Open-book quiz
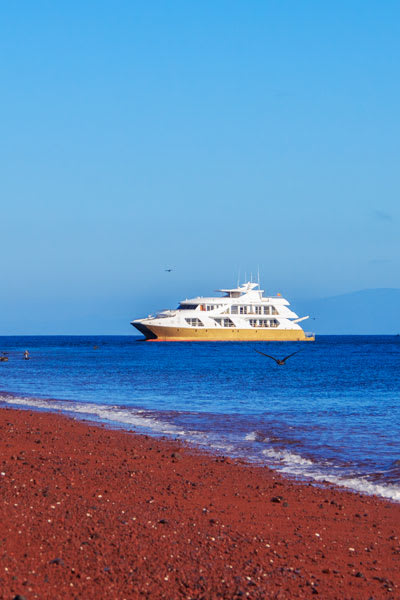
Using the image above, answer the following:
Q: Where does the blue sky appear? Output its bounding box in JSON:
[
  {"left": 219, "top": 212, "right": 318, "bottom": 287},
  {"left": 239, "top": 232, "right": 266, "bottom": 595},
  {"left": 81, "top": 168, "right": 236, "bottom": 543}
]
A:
[{"left": 1, "top": 1, "right": 399, "bottom": 333}]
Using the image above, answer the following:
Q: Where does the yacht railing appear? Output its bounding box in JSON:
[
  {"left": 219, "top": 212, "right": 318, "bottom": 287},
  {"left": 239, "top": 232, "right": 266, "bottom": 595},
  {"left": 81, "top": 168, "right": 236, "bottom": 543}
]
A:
[{"left": 155, "top": 310, "right": 176, "bottom": 318}]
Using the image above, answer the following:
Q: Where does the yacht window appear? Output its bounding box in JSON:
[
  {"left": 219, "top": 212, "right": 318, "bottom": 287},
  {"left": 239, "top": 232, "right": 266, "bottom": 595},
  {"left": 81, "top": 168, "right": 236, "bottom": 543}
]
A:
[
  {"left": 263, "top": 306, "right": 271, "bottom": 315},
  {"left": 185, "top": 318, "right": 204, "bottom": 327},
  {"left": 271, "top": 306, "right": 278, "bottom": 315},
  {"left": 178, "top": 304, "right": 198, "bottom": 310},
  {"left": 255, "top": 306, "right": 262, "bottom": 315},
  {"left": 239, "top": 306, "right": 247, "bottom": 314},
  {"left": 231, "top": 305, "right": 238, "bottom": 314},
  {"left": 213, "top": 318, "right": 234, "bottom": 327},
  {"left": 247, "top": 318, "right": 279, "bottom": 328},
  {"left": 254, "top": 319, "right": 267, "bottom": 328}
]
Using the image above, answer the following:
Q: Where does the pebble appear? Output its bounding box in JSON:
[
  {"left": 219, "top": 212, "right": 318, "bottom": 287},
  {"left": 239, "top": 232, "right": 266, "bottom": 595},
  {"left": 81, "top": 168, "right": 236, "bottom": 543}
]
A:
[
  {"left": 49, "top": 557, "right": 65, "bottom": 566},
  {"left": 1, "top": 408, "right": 399, "bottom": 600}
]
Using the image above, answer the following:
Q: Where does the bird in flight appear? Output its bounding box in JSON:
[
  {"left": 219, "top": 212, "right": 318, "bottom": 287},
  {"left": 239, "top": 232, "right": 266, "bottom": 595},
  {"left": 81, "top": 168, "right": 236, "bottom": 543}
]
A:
[
  {"left": 165, "top": 268, "right": 174, "bottom": 272},
  {"left": 254, "top": 349, "right": 300, "bottom": 365}
]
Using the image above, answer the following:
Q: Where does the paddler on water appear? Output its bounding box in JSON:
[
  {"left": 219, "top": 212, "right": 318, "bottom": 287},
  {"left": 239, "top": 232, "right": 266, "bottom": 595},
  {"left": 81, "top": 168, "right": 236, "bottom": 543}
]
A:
[{"left": 23, "top": 350, "right": 30, "bottom": 360}]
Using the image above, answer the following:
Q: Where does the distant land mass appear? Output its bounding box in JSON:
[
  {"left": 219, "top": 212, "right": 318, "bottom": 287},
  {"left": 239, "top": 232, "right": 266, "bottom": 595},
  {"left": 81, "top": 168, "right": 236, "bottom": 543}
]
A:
[{"left": 296, "top": 288, "right": 400, "bottom": 335}]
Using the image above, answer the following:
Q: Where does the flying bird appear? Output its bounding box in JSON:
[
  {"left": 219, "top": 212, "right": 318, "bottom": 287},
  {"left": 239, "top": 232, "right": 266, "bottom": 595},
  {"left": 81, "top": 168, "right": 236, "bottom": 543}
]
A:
[
  {"left": 254, "top": 349, "right": 300, "bottom": 365},
  {"left": 165, "top": 268, "right": 174, "bottom": 272}
]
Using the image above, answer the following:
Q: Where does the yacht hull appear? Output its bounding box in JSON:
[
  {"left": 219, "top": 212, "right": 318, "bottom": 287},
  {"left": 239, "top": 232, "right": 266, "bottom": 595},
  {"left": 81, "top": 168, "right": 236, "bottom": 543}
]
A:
[{"left": 132, "top": 323, "right": 314, "bottom": 342}]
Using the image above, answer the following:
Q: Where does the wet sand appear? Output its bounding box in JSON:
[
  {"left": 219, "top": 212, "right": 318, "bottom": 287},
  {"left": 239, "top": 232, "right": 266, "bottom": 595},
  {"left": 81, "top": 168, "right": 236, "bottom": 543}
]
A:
[{"left": 0, "top": 408, "right": 399, "bottom": 599}]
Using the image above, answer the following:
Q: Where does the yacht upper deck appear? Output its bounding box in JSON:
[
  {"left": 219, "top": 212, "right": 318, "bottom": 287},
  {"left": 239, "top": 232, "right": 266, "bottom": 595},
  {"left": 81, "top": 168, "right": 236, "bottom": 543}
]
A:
[{"left": 180, "top": 282, "right": 290, "bottom": 307}]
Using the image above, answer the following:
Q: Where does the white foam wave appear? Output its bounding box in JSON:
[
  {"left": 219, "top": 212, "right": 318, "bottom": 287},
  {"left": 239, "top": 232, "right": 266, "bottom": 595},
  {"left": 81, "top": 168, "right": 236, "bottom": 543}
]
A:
[
  {"left": 260, "top": 445, "right": 400, "bottom": 501},
  {"left": 207, "top": 442, "right": 235, "bottom": 453},
  {"left": 244, "top": 431, "right": 269, "bottom": 443},
  {"left": 262, "top": 447, "right": 314, "bottom": 466},
  {"left": 0, "top": 395, "right": 186, "bottom": 436},
  {"left": 279, "top": 464, "right": 400, "bottom": 502}
]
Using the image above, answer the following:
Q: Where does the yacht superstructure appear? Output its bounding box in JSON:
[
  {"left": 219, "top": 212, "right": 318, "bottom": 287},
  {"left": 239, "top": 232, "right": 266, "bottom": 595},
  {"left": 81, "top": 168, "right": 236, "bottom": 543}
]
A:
[{"left": 131, "top": 282, "right": 315, "bottom": 341}]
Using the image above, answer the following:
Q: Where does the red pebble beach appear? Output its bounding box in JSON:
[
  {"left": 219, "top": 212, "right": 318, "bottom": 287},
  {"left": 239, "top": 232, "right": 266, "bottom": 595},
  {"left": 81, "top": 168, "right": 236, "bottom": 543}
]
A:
[{"left": 0, "top": 408, "right": 399, "bottom": 599}]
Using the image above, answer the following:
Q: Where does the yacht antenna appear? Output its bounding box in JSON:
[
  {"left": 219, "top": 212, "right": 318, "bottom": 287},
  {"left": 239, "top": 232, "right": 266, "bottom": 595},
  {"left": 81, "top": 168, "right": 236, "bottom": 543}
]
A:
[{"left": 257, "top": 266, "right": 260, "bottom": 288}]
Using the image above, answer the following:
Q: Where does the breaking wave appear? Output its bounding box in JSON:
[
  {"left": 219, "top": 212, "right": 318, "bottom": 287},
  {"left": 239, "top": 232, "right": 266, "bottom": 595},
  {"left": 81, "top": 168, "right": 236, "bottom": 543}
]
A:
[
  {"left": 261, "top": 444, "right": 400, "bottom": 502},
  {"left": 262, "top": 447, "right": 314, "bottom": 466},
  {"left": 0, "top": 394, "right": 186, "bottom": 437}
]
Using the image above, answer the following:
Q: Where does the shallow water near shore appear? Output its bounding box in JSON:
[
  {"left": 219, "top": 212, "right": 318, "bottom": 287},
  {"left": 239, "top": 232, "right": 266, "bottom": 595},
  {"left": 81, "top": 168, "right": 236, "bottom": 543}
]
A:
[{"left": 1, "top": 335, "right": 399, "bottom": 500}]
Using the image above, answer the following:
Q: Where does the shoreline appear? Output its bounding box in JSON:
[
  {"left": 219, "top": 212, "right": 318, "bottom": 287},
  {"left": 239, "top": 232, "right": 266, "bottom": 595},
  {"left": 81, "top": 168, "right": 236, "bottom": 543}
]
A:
[
  {"left": 0, "top": 408, "right": 399, "bottom": 599},
  {"left": 1, "top": 393, "right": 399, "bottom": 503}
]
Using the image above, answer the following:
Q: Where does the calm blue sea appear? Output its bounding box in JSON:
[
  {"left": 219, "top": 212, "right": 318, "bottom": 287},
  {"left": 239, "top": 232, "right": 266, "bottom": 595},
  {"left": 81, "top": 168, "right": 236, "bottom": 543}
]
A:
[{"left": 1, "top": 335, "right": 399, "bottom": 500}]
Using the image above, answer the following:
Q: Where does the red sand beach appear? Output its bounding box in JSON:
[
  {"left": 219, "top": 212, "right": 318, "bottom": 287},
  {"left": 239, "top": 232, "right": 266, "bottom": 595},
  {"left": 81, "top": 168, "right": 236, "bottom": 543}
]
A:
[{"left": 0, "top": 408, "right": 399, "bottom": 599}]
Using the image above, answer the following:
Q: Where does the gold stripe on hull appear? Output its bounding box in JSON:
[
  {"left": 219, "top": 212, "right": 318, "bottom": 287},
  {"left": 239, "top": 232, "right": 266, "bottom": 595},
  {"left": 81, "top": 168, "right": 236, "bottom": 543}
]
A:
[{"left": 135, "top": 324, "right": 314, "bottom": 342}]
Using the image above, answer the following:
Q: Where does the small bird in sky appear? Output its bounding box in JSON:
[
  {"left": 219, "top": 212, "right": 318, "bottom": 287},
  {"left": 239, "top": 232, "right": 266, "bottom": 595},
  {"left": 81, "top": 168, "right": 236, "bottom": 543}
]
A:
[
  {"left": 254, "top": 349, "right": 300, "bottom": 365},
  {"left": 165, "top": 268, "right": 174, "bottom": 272}
]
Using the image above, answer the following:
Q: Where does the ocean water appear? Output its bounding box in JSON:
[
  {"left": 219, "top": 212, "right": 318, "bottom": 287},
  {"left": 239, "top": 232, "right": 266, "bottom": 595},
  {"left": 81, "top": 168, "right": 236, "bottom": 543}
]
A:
[{"left": 0, "top": 335, "right": 399, "bottom": 501}]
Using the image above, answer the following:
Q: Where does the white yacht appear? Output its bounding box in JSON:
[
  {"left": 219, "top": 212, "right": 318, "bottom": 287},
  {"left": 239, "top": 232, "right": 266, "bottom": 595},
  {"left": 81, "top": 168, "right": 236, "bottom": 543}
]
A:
[{"left": 131, "top": 282, "right": 314, "bottom": 341}]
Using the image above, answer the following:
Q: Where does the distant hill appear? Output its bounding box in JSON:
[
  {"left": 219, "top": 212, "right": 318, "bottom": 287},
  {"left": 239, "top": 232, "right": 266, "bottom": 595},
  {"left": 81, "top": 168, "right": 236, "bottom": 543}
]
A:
[{"left": 295, "top": 288, "right": 400, "bottom": 335}]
